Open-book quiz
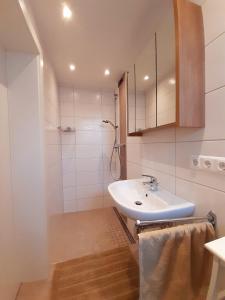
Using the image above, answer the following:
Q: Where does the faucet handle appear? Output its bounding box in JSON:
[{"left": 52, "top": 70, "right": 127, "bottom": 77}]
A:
[
  {"left": 142, "top": 174, "right": 159, "bottom": 191},
  {"left": 142, "top": 174, "right": 156, "bottom": 182}
]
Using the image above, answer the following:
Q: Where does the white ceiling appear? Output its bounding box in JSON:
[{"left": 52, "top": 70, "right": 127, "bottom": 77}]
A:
[
  {"left": 29, "top": 0, "right": 172, "bottom": 90},
  {"left": 0, "top": 0, "right": 38, "bottom": 53},
  {"left": 28, "top": 0, "right": 204, "bottom": 90}
]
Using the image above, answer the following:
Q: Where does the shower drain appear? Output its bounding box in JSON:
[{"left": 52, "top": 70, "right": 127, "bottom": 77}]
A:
[{"left": 135, "top": 201, "right": 143, "bottom": 206}]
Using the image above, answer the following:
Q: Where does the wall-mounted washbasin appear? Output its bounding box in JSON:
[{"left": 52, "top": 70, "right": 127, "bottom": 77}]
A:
[{"left": 108, "top": 179, "right": 195, "bottom": 221}]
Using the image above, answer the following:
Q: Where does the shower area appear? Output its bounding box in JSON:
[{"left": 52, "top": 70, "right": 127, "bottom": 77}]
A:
[
  {"left": 59, "top": 88, "right": 121, "bottom": 213},
  {"left": 102, "top": 93, "right": 123, "bottom": 181}
]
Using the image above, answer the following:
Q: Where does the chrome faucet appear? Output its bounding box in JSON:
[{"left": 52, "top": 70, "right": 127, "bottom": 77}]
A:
[{"left": 142, "top": 174, "right": 159, "bottom": 191}]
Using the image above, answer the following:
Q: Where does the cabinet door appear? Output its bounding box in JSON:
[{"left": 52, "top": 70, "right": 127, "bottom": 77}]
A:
[
  {"left": 156, "top": 0, "right": 176, "bottom": 127},
  {"left": 127, "top": 65, "right": 136, "bottom": 134},
  {"left": 135, "top": 35, "right": 157, "bottom": 131}
]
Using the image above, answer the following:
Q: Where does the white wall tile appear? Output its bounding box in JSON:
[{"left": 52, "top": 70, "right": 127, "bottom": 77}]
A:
[
  {"left": 62, "top": 158, "right": 75, "bottom": 173},
  {"left": 64, "top": 200, "right": 77, "bottom": 213},
  {"left": 127, "top": 162, "right": 142, "bottom": 179},
  {"left": 142, "top": 127, "right": 175, "bottom": 143},
  {"left": 76, "top": 145, "right": 102, "bottom": 159},
  {"left": 75, "top": 117, "right": 101, "bottom": 131},
  {"left": 102, "top": 131, "right": 115, "bottom": 145},
  {"left": 103, "top": 169, "right": 116, "bottom": 184},
  {"left": 102, "top": 105, "right": 115, "bottom": 119},
  {"left": 60, "top": 102, "right": 75, "bottom": 117},
  {"left": 75, "top": 158, "right": 103, "bottom": 172},
  {"left": 63, "top": 172, "right": 75, "bottom": 188},
  {"left": 176, "top": 140, "right": 225, "bottom": 192},
  {"left": 60, "top": 117, "right": 75, "bottom": 128},
  {"left": 77, "top": 197, "right": 103, "bottom": 211},
  {"left": 203, "top": 0, "right": 225, "bottom": 45},
  {"left": 76, "top": 170, "right": 103, "bottom": 186},
  {"left": 127, "top": 143, "right": 141, "bottom": 164},
  {"left": 176, "top": 178, "right": 225, "bottom": 236},
  {"left": 101, "top": 92, "right": 115, "bottom": 105},
  {"left": 63, "top": 187, "right": 76, "bottom": 202},
  {"left": 176, "top": 86, "right": 225, "bottom": 141},
  {"left": 75, "top": 103, "right": 102, "bottom": 118},
  {"left": 206, "top": 33, "right": 225, "bottom": 92},
  {"left": 102, "top": 144, "right": 114, "bottom": 159},
  {"left": 59, "top": 88, "right": 117, "bottom": 212},
  {"left": 76, "top": 130, "right": 102, "bottom": 145},
  {"left": 59, "top": 87, "right": 74, "bottom": 102},
  {"left": 76, "top": 184, "right": 103, "bottom": 199},
  {"left": 62, "top": 145, "right": 75, "bottom": 159},
  {"left": 75, "top": 90, "right": 101, "bottom": 105},
  {"left": 103, "top": 157, "right": 117, "bottom": 171},
  {"left": 142, "top": 143, "right": 175, "bottom": 175},
  {"left": 127, "top": 136, "right": 142, "bottom": 144},
  {"left": 61, "top": 133, "right": 76, "bottom": 145}
]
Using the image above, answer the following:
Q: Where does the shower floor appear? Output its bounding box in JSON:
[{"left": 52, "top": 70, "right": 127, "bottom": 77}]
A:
[{"left": 16, "top": 207, "right": 137, "bottom": 300}]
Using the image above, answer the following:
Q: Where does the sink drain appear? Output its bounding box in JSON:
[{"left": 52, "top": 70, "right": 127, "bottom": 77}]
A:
[{"left": 135, "top": 201, "right": 143, "bottom": 206}]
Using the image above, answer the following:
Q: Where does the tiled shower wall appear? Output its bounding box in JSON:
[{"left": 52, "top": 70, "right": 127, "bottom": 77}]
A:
[
  {"left": 127, "top": 0, "right": 225, "bottom": 237},
  {"left": 59, "top": 87, "right": 115, "bottom": 212},
  {"left": 43, "top": 61, "right": 64, "bottom": 216}
]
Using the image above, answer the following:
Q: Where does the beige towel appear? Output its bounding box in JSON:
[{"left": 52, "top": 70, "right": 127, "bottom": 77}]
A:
[{"left": 139, "top": 222, "right": 215, "bottom": 300}]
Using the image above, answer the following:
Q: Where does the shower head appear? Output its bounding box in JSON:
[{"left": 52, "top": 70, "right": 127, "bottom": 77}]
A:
[{"left": 102, "top": 120, "right": 118, "bottom": 129}]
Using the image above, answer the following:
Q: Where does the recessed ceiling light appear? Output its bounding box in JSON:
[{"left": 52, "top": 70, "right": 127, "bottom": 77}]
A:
[
  {"left": 169, "top": 78, "right": 176, "bottom": 85},
  {"left": 69, "top": 64, "right": 76, "bottom": 71},
  {"left": 104, "top": 69, "right": 110, "bottom": 76},
  {"left": 144, "top": 75, "right": 149, "bottom": 81},
  {"left": 63, "top": 4, "right": 72, "bottom": 19}
]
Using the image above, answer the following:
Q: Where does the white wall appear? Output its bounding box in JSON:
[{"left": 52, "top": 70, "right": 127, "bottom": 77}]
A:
[
  {"left": 59, "top": 87, "right": 116, "bottom": 212},
  {"left": 127, "top": 0, "right": 225, "bottom": 290},
  {"left": 19, "top": 0, "right": 64, "bottom": 270},
  {"left": 0, "top": 47, "right": 20, "bottom": 300},
  {"left": 6, "top": 52, "right": 48, "bottom": 281},
  {"left": 0, "top": 1, "right": 63, "bottom": 296}
]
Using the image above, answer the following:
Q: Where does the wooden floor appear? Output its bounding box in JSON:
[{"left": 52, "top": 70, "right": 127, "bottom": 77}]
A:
[
  {"left": 51, "top": 247, "right": 139, "bottom": 300},
  {"left": 16, "top": 208, "right": 138, "bottom": 300}
]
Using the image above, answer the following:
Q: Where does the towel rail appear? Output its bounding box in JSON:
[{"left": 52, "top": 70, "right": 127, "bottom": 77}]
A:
[{"left": 135, "top": 211, "right": 216, "bottom": 234}]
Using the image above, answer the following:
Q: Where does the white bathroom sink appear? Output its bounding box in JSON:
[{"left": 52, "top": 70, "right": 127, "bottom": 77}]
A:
[{"left": 108, "top": 179, "right": 195, "bottom": 221}]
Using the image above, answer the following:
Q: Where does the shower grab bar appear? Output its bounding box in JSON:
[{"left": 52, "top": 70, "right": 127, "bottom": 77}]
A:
[{"left": 135, "top": 211, "right": 216, "bottom": 234}]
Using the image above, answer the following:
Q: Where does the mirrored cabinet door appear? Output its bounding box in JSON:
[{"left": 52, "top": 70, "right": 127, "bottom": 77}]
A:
[
  {"left": 156, "top": 1, "right": 176, "bottom": 127},
  {"left": 135, "top": 35, "right": 156, "bottom": 131},
  {"left": 127, "top": 0, "right": 204, "bottom": 135},
  {"left": 127, "top": 65, "right": 136, "bottom": 134}
]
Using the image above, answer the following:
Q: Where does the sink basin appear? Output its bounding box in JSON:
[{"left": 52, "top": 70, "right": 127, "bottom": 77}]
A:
[{"left": 108, "top": 179, "right": 195, "bottom": 221}]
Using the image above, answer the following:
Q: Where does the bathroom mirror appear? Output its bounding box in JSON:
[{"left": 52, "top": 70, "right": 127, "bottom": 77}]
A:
[
  {"left": 156, "top": 3, "right": 176, "bottom": 127},
  {"left": 127, "top": 65, "right": 136, "bottom": 134},
  {"left": 127, "top": 35, "right": 157, "bottom": 134},
  {"left": 127, "top": 0, "right": 177, "bottom": 134},
  {"left": 135, "top": 35, "right": 157, "bottom": 131}
]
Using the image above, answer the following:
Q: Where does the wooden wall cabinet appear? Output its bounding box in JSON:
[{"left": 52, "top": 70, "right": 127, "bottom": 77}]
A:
[
  {"left": 127, "top": 0, "right": 205, "bottom": 136},
  {"left": 174, "top": 0, "right": 205, "bottom": 128}
]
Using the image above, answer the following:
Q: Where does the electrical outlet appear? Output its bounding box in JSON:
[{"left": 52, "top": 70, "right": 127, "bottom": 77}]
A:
[
  {"left": 199, "top": 156, "right": 215, "bottom": 171},
  {"left": 191, "top": 155, "right": 200, "bottom": 169},
  {"left": 191, "top": 155, "right": 225, "bottom": 174},
  {"left": 215, "top": 158, "right": 225, "bottom": 174}
]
